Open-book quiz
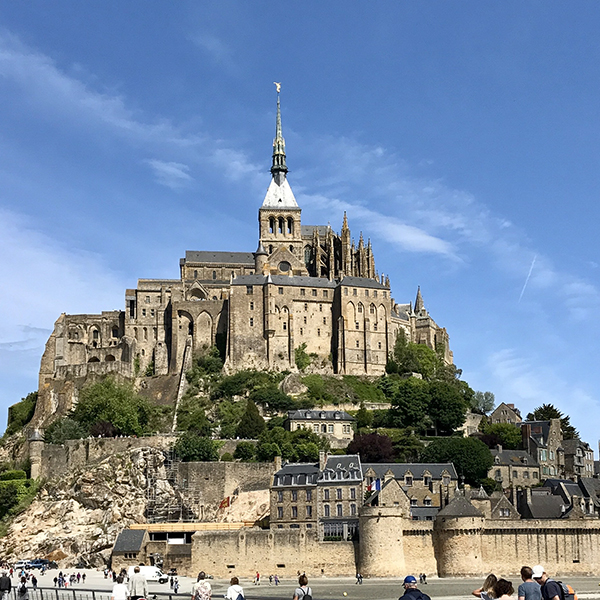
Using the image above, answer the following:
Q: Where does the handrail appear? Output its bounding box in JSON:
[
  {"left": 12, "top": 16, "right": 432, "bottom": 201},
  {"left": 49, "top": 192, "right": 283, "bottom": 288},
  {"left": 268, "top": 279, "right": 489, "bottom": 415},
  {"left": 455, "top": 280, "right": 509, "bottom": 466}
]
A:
[{"left": 4, "top": 587, "right": 182, "bottom": 600}]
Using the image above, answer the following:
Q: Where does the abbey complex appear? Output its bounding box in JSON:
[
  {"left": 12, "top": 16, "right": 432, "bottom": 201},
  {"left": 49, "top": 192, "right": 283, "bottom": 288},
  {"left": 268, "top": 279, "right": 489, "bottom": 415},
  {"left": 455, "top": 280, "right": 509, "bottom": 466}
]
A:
[
  {"left": 35, "top": 93, "right": 451, "bottom": 426},
  {"left": 5, "top": 93, "right": 600, "bottom": 580}
]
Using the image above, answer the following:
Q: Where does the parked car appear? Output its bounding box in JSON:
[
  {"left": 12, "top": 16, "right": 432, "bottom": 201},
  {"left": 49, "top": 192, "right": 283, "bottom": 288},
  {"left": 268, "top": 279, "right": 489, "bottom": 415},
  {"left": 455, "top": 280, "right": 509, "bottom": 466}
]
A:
[
  {"left": 127, "top": 566, "right": 168, "bottom": 584},
  {"left": 14, "top": 561, "right": 30, "bottom": 570},
  {"left": 28, "top": 560, "right": 49, "bottom": 570}
]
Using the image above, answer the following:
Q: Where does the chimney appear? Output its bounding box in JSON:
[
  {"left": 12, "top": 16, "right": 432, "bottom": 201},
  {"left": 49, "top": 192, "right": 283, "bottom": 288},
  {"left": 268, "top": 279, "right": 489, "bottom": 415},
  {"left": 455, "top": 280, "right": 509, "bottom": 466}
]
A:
[
  {"left": 526, "top": 486, "right": 532, "bottom": 506},
  {"left": 319, "top": 451, "right": 327, "bottom": 471},
  {"left": 274, "top": 455, "right": 282, "bottom": 472},
  {"left": 496, "top": 444, "right": 503, "bottom": 453}
]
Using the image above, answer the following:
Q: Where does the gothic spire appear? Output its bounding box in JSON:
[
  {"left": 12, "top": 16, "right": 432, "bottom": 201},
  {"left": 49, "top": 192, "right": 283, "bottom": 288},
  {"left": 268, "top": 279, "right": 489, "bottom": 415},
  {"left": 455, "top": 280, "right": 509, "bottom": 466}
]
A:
[
  {"left": 271, "top": 84, "right": 288, "bottom": 181},
  {"left": 415, "top": 286, "right": 424, "bottom": 313},
  {"left": 342, "top": 211, "right": 349, "bottom": 231}
]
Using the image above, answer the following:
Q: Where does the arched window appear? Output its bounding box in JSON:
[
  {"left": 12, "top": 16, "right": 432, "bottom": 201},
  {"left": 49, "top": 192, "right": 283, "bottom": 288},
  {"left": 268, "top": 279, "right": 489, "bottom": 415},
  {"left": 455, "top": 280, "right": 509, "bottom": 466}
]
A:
[
  {"left": 278, "top": 217, "right": 284, "bottom": 234},
  {"left": 143, "top": 327, "right": 148, "bottom": 340},
  {"left": 289, "top": 245, "right": 294, "bottom": 253},
  {"left": 269, "top": 245, "right": 273, "bottom": 254},
  {"left": 92, "top": 329, "right": 99, "bottom": 340},
  {"left": 112, "top": 327, "right": 119, "bottom": 338},
  {"left": 105, "top": 355, "right": 116, "bottom": 362},
  {"left": 269, "top": 217, "right": 275, "bottom": 234},
  {"left": 87, "top": 357, "right": 100, "bottom": 363},
  {"left": 287, "top": 217, "right": 293, "bottom": 234}
]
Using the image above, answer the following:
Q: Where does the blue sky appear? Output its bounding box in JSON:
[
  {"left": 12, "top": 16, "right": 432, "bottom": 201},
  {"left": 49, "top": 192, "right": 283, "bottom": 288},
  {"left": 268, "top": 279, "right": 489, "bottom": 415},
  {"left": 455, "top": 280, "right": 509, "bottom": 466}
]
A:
[{"left": 1, "top": 2, "right": 600, "bottom": 449}]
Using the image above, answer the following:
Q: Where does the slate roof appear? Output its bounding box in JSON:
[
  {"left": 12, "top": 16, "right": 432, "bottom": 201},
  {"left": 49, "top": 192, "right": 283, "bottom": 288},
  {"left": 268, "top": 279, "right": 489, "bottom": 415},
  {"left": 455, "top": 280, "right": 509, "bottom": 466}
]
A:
[
  {"left": 288, "top": 410, "right": 354, "bottom": 422},
  {"left": 579, "top": 477, "right": 600, "bottom": 507},
  {"left": 340, "top": 276, "right": 388, "bottom": 290},
  {"left": 522, "top": 420, "right": 551, "bottom": 447},
  {"left": 527, "top": 490, "right": 568, "bottom": 519},
  {"left": 184, "top": 251, "right": 255, "bottom": 265},
  {"left": 410, "top": 507, "right": 439, "bottom": 520},
  {"left": 113, "top": 529, "right": 146, "bottom": 553},
  {"left": 319, "top": 455, "right": 362, "bottom": 483},
  {"left": 363, "top": 463, "right": 458, "bottom": 480},
  {"left": 491, "top": 449, "right": 539, "bottom": 467},
  {"left": 544, "top": 478, "right": 582, "bottom": 500},
  {"left": 272, "top": 463, "right": 319, "bottom": 487},
  {"left": 231, "top": 275, "right": 337, "bottom": 288},
  {"left": 437, "top": 496, "right": 483, "bottom": 518},
  {"left": 302, "top": 225, "right": 330, "bottom": 238}
]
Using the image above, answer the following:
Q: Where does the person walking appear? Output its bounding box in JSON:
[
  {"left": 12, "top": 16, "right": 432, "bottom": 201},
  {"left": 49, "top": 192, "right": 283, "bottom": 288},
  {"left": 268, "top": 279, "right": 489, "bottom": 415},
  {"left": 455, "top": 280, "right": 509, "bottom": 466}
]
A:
[
  {"left": 225, "top": 577, "right": 244, "bottom": 600},
  {"left": 0, "top": 571, "right": 11, "bottom": 600},
  {"left": 128, "top": 566, "right": 148, "bottom": 600},
  {"left": 191, "top": 572, "right": 211, "bottom": 600},
  {"left": 31, "top": 576, "right": 37, "bottom": 591},
  {"left": 355, "top": 573, "right": 363, "bottom": 585},
  {"left": 400, "top": 575, "right": 431, "bottom": 600},
  {"left": 531, "top": 566, "right": 562, "bottom": 600},
  {"left": 473, "top": 575, "right": 498, "bottom": 600},
  {"left": 111, "top": 576, "right": 129, "bottom": 600},
  {"left": 518, "top": 567, "right": 541, "bottom": 600},
  {"left": 293, "top": 575, "right": 312, "bottom": 600},
  {"left": 16, "top": 577, "right": 29, "bottom": 600},
  {"left": 174, "top": 578, "right": 180, "bottom": 595}
]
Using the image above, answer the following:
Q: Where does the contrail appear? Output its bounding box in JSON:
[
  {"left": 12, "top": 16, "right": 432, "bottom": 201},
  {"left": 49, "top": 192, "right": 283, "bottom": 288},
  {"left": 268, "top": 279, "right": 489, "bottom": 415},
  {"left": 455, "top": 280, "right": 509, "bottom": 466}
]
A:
[{"left": 518, "top": 255, "right": 537, "bottom": 303}]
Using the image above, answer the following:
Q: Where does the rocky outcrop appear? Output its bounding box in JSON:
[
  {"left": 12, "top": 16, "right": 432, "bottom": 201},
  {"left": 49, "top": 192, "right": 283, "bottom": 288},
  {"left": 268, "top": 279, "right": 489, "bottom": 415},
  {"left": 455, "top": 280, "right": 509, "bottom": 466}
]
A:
[{"left": 0, "top": 447, "right": 180, "bottom": 567}]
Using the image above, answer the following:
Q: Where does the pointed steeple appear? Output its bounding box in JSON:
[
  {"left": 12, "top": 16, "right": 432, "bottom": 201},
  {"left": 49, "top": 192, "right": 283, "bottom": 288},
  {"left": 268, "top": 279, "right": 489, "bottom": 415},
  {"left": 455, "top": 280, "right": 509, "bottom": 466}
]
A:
[
  {"left": 271, "top": 87, "right": 288, "bottom": 182},
  {"left": 342, "top": 211, "right": 349, "bottom": 231},
  {"left": 415, "top": 286, "right": 424, "bottom": 313}
]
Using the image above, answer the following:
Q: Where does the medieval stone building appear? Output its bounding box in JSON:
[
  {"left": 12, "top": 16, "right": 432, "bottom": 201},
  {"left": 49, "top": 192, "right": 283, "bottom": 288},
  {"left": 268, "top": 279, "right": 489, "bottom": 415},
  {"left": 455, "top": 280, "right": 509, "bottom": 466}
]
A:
[{"left": 35, "top": 93, "right": 451, "bottom": 425}]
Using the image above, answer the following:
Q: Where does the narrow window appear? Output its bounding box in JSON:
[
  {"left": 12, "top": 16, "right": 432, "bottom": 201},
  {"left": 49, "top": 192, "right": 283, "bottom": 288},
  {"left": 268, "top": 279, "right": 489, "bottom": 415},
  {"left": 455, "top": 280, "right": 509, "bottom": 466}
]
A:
[
  {"left": 250, "top": 318, "right": 254, "bottom": 327},
  {"left": 323, "top": 290, "right": 328, "bottom": 298},
  {"left": 193, "top": 270, "right": 198, "bottom": 279},
  {"left": 374, "top": 323, "right": 378, "bottom": 331},
  {"left": 212, "top": 271, "right": 217, "bottom": 280},
  {"left": 378, "top": 342, "right": 382, "bottom": 349},
  {"left": 324, "top": 505, "right": 330, "bottom": 517},
  {"left": 355, "top": 322, "right": 359, "bottom": 330},
  {"left": 336, "top": 488, "right": 342, "bottom": 500},
  {"left": 358, "top": 305, "right": 363, "bottom": 313},
  {"left": 324, "top": 489, "right": 330, "bottom": 501},
  {"left": 142, "top": 309, "right": 146, "bottom": 317},
  {"left": 300, "top": 328, "right": 303, "bottom": 335},
  {"left": 350, "top": 504, "right": 356, "bottom": 516},
  {"left": 278, "top": 217, "right": 284, "bottom": 234},
  {"left": 269, "top": 217, "right": 275, "bottom": 234},
  {"left": 278, "top": 491, "right": 283, "bottom": 502},
  {"left": 374, "top": 291, "right": 378, "bottom": 298},
  {"left": 143, "top": 327, "right": 148, "bottom": 340},
  {"left": 317, "top": 329, "right": 320, "bottom": 336},
  {"left": 283, "top": 322, "right": 287, "bottom": 331},
  {"left": 337, "top": 504, "right": 343, "bottom": 517},
  {"left": 319, "top": 304, "right": 323, "bottom": 312},
  {"left": 250, "top": 302, "right": 254, "bottom": 310},
  {"left": 300, "top": 289, "right": 305, "bottom": 296},
  {"left": 287, "top": 217, "right": 293, "bottom": 234},
  {"left": 344, "top": 288, "right": 348, "bottom": 296},
  {"left": 323, "top": 317, "right": 326, "bottom": 325},
  {"left": 306, "top": 489, "right": 312, "bottom": 501},
  {"left": 150, "top": 309, "right": 155, "bottom": 317},
  {"left": 246, "top": 286, "right": 253, "bottom": 295},
  {"left": 306, "top": 505, "right": 313, "bottom": 518},
  {"left": 278, "top": 287, "right": 284, "bottom": 295},
  {"left": 145, "top": 296, "right": 150, "bottom": 304},
  {"left": 292, "top": 490, "right": 298, "bottom": 501},
  {"left": 303, "top": 316, "right": 307, "bottom": 324},
  {"left": 312, "top": 289, "right": 317, "bottom": 297},
  {"left": 353, "top": 289, "right": 357, "bottom": 296},
  {"left": 277, "top": 507, "right": 283, "bottom": 518},
  {"left": 350, "top": 488, "right": 356, "bottom": 500},
  {"left": 304, "top": 303, "right": 308, "bottom": 311},
  {"left": 269, "top": 245, "right": 273, "bottom": 254}
]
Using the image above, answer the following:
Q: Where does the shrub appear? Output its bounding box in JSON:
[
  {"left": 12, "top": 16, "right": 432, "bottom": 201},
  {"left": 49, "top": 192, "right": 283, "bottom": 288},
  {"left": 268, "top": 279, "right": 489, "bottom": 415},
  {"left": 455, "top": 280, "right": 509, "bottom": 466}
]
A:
[
  {"left": 0, "top": 470, "right": 26, "bottom": 481},
  {"left": 220, "top": 452, "right": 234, "bottom": 462},
  {"left": 173, "top": 432, "right": 219, "bottom": 462},
  {"left": 235, "top": 400, "right": 266, "bottom": 439},
  {"left": 295, "top": 344, "right": 312, "bottom": 372},
  {"left": 233, "top": 441, "right": 256, "bottom": 462},
  {"left": 44, "top": 418, "right": 87, "bottom": 444},
  {"left": 4, "top": 392, "right": 37, "bottom": 437}
]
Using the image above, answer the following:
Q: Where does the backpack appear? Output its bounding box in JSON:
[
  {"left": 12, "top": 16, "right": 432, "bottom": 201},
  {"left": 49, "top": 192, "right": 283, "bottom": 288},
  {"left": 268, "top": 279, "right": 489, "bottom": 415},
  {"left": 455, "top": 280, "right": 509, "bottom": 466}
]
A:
[
  {"left": 300, "top": 587, "right": 313, "bottom": 600},
  {"left": 236, "top": 594, "right": 244, "bottom": 600},
  {"left": 555, "top": 581, "right": 578, "bottom": 600},
  {"left": 18, "top": 584, "right": 26, "bottom": 596},
  {"left": 195, "top": 581, "right": 211, "bottom": 600}
]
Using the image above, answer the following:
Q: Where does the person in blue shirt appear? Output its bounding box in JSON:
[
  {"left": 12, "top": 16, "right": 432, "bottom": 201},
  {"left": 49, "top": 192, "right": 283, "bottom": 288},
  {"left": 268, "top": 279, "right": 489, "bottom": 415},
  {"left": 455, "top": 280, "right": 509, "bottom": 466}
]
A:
[{"left": 519, "top": 566, "right": 542, "bottom": 600}]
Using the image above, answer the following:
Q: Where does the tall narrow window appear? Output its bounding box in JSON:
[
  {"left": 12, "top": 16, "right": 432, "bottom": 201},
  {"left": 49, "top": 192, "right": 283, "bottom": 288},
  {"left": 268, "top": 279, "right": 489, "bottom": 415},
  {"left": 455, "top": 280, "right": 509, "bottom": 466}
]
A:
[
  {"left": 287, "top": 217, "right": 293, "bottom": 234},
  {"left": 269, "top": 217, "right": 275, "bottom": 234},
  {"left": 278, "top": 217, "right": 284, "bottom": 234},
  {"left": 212, "top": 271, "right": 217, "bottom": 280}
]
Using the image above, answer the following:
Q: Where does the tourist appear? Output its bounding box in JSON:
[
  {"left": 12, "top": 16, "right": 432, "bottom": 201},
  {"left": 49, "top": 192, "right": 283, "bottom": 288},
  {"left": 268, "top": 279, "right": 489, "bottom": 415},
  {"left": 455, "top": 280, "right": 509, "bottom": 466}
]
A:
[
  {"left": 0, "top": 571, "right": 11, "bottom": 600},
  {"left": 31, "top": 576, "right": 37, "bottom": 591},
  {"left": 293, "top": 574, "right": 312, "bottom": 600},
  {"left": 174, "top": 578, "right": 179, "bottom": 594},
  {"left": 82, "top": 574, "right": 86, "bottom": 584},
  {"left": 16, "top": 577, "right": 28, "bottom": 600},
  {"left": 473, "top": 575, "right": 498, "bottom": 600},
  {"left": 255, "top": 572, "right": 260, "bottom": 586},
  {"left": 226, "top": 576, "right": 244, "bottom": 600},
  {"left": 128, "top": 566, "right": 148, "bottom": 600},
  {"left": 400, "top": 575, "right": 431, "bottom": 600},
  {"left": 356, "top": 573, "right": 363, "bottom": 585},
  {"left": 531, "top": 566, "right": 562, "bottom": 600},
  {"left": 518, "top": 567, "right": 541, "bottom": 600},
  {"left": 171, "top": 576, "right": 175, "bottom": 589},
  {"left": 494, "top": 580, "right": 514, "bottom": 600},
  {"left": 111, "top": 576, "right": 128, "bottom": 600},
  {"left": 274, "top": 575, "right": 279, "bottom": 586},
  {"left": 191, "top": 571, "right": 211, "bottom": 600}
]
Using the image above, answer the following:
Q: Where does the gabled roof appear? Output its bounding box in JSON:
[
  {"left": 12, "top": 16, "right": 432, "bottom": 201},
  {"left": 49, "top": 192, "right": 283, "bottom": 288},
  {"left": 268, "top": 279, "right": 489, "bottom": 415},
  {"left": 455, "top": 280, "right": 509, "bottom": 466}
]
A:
[
  {"left": 231, "top": 275, "right": 337, "bottom": 288},
  {"left": 340, "top": 276, "right": 388, "bottom": 290},
  {"left": 319, "top": 455, "right": 362, "bottom": 483},
  {"left": 113, "top": 529, "right": 146, "bottom": 553},
  {"left": 301, "top": 225, "right": 330, "bottom": 238},
  {"left": 491, "top": 449, "right": 539, "bottom": 467},
  {"left": 288, "top": 409, "right": 354, "bottom": 422},
  {"left": 527, "top": 491, "right": 567, "bottom": 519},
  {"left": 363, "top": 463, "right": 457, "bottom": 480},
  {"left": 273, "top": 462, "right": 319, "bottom": 487},
  {"left": 579, "top": 477, "right": 600, "bottom": 507},
  {"left": 261, "top": 176, "right": 299, "bottom": 209},
  {"left": 437, "top": 496, "right": 483, "bottom": 518}
]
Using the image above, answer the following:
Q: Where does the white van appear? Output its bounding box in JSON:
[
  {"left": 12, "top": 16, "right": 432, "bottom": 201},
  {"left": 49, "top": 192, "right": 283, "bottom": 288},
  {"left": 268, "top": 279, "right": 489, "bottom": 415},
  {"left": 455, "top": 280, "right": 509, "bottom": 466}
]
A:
[{"left": 127, "top": 566, "right": 169, "bottom": 584}]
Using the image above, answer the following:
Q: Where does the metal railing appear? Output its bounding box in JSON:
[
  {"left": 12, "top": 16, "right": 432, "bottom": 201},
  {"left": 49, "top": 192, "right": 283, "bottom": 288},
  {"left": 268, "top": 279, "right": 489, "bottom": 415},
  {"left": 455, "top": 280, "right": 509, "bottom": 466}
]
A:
[{"left": 4, "top": 588, "right": 182, "bottom": 600}]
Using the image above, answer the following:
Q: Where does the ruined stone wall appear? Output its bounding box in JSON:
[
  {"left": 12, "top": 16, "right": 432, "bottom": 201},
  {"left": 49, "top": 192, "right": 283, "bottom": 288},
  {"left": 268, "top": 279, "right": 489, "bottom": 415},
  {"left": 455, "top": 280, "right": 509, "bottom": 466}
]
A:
[{"left": 191, "top": 528, "right": 356, "bottom": 578}]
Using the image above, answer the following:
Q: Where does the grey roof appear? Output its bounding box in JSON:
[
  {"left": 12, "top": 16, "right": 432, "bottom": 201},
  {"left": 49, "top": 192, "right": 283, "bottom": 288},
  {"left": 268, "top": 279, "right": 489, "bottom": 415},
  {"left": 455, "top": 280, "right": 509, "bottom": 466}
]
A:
[
  {"left": 302, "top": 225, "right": 330, "bottom": 238},
  {"left": 522, "top": 421, "right": 551, "bottom": 447},
  {"left": 363, "top": 463, "right": 458, "bottom": 480},
  {"left": 544, "top": 479, "right": 583, "bottom": 502},
  {"left": 184, "top": 251, "right": 255, "bottom": 265},
  {"left": 340, "top": 276, "right": 388, "bottom": 290},
  {"left": 410, "top": 507, "right": 440, "bottom": 519},
  {"left": 273, "top": 462, "right": 319, "bottom": 487},
  {"left": 288, "top": 410, "right": 354, "bottom": 422},
  {"left": 470, "top": 486, "right": 490, "bottom": 500},
  {"left": 113, "top": 529, "right": 146, "bottom": 553},
  {"left": 491, "top": 449, "right": 539, "bottom": 467},
  {"left": 527, "top": 490, "right": 568, "bottom": 519},
  {"left": 562, "top": 438, "right": 592, "bottom": 453},
  {"left": 319, "top": 455, "right": 362, "bottom": 483},
  {"left": 437, "top": 496, "right": 483, "bottom": 518},
  {"left": 579, "top": 477, "right": 600, "bottom": 507}
]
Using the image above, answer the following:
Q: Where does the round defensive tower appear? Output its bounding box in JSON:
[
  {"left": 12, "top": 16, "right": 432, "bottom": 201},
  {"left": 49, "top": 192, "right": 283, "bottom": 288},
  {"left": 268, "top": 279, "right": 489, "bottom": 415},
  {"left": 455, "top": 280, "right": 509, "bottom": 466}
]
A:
[
  {"left": 28, "top": 429, "right": 44, "bottom": 480},
  {"left": 434, "top": 496, "right": 485, "bottom": 576}
]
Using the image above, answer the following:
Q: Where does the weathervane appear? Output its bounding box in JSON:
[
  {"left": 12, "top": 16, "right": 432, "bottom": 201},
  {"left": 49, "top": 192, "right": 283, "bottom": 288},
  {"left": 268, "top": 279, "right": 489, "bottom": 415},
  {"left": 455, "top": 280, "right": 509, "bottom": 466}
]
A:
[{"left": 274, "top": 82, "right": 281, "bottom": 93}]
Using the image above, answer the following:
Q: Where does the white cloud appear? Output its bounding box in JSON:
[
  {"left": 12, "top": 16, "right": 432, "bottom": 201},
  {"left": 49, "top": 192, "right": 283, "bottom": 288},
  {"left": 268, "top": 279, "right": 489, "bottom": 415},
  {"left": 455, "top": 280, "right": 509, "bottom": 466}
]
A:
[{"left": 146, "top": 159, "right": 194, "bottom": 190}]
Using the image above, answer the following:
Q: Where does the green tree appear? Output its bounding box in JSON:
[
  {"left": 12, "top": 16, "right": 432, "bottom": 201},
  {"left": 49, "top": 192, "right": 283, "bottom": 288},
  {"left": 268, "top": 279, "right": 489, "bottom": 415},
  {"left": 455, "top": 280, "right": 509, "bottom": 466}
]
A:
[
  {"left": 295, "top": 343, "right": 312, "bottom": 372},
  {"left": 71, "top": 377, "right": 153, "bottom": 436},
  {"left": 216, "top": 400, "right": 246, "bottom": 439},
  {"left": 0, "top": 482, "right": 20, "bottom": 518},
  {"left": 4, "top": 392, "right": 37, "bottom": 437},
  {"left": 526, "top": 403, "right": 579, "bottom": 440},
  {"left": 427, "top": 381, "right": 467, "bottom": 435},
  {"left": 233, "top": 441, "right": 256, "bottom": 461},
  {"left": 176, "top": 403, "right": 212, "bottom": 436},
  {"left": 481, "top": 423, "right": 522, "bottom": 450},
  {"left": 347, "top": 433, "right": 395, "bottom": 462},
  {"left": 235, "top": 400, "right": 266, "bottom": 439},
  {"left": 382, "top": 376, "right": 430, "bottom": 432},
  {"left": 256, "top": 442, "right": 281, "bottom": 462},
  {"left": 392, "top": 428, "right": 425, "bottom": 462},
  {"left": 173, "top": 432, "right": 219, "bottom": 462},
  {"left": 471, "top": 391, "right": 495, "bottom": 415},
  {"left": 295, "top": 442, "right": 319, "bottom": 462},
  {"left": 250, "top": 386, "right": 296, "bottom": 414},
  {"left": 421, "top": 437, "right": 493, "bottom": 485},
  {"left": 44, "top": 417, "right": 87, "bottom": 444},
  {"left": 355, "top": 404, "right": 373, "bottom": 429}
]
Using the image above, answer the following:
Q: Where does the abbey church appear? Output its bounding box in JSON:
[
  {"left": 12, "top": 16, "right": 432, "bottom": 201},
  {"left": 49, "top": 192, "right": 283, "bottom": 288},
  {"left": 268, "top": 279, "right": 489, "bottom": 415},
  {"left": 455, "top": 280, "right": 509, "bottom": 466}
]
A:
[{"left": 36, "top": 93, "right": 452, "bottom": 422}]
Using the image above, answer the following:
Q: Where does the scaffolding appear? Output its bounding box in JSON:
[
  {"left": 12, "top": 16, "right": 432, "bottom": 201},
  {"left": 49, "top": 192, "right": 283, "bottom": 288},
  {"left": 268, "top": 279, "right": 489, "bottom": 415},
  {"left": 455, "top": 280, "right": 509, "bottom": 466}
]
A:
[{"left": 145, "top": 449, "right": 204, "bottom": 523}]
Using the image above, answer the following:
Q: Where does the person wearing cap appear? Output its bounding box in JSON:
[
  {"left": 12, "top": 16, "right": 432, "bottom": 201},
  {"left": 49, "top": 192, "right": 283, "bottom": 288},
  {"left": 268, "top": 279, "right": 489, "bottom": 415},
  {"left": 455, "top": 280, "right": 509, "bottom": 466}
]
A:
[
  {"left": 531, "top": 566, "right": 561, "bottom": 600},
  {"left": 400, "top": 575, "right": 431, "bottom": 600}
]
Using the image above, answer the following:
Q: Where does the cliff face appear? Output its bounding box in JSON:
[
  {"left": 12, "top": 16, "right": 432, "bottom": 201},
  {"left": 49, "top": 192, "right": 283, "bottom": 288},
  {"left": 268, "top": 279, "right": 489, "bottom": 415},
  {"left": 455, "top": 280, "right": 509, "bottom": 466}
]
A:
[{"left": 0, "top": 447, "right": 175, "bottom": 566}]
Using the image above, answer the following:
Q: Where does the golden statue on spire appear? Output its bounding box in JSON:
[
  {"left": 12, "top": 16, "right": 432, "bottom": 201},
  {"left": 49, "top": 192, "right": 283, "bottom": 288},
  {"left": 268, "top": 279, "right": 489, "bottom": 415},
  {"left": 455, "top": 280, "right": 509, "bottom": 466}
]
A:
[{"left": 274, "top": 82, "right": 281, "bottom": 93}]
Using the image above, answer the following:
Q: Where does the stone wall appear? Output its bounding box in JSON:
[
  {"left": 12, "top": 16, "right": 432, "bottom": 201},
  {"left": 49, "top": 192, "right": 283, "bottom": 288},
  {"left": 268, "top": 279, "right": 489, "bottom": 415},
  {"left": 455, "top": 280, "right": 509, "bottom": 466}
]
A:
[{"left": 191, "top": 528, "right": 356, "bottom": 578}]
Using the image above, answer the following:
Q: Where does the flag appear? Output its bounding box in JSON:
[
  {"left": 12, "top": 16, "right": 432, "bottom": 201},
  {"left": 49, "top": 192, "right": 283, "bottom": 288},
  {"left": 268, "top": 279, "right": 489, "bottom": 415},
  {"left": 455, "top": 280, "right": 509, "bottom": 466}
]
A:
[{"left": 219, "top": 497, "right": 230, "bottom": 509}]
